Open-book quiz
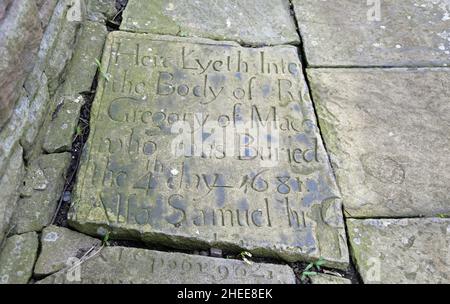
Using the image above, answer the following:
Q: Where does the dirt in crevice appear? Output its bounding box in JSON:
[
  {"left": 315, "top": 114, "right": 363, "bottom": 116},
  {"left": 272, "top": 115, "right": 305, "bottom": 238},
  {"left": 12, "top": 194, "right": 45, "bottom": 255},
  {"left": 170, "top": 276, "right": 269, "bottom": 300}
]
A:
[
  {"left": 287, "top": 0, "right": 364, "bottom": 284},
  {"left": 52, "top": 0, "right": 128, "bottom": 227}
]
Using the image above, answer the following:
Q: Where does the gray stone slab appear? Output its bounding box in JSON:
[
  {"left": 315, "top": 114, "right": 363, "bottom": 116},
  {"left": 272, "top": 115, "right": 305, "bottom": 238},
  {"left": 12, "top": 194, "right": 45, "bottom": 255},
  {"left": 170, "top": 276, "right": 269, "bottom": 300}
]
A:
[
  {"left": 308, "top": 68, "right": 450, "bottom": 217},
  {"left": 120, "top": 0, "right": 299, "bottom": 46},
  {"left": 34, "top": 225, "right": 101, "bottom": 276},
  {"left": 0, "top": 232, "right": 39, "bottom": 284},
  {"left": 0, "top": 90, "right": 29, "bottom": 177},
  {"left": 347, "top": 218, "right": 449, "bottom": 284},
  {"left": 21, "top": 73, "right": 51, "bottom": 155},
  {"left": 0, "top": 146, "right": 24, "bottom": 244},
  {"left": 42, "top": 0, "right": 81, "bottom": 95},
  {"left": 12, "top": 153, "right": 71, "bottom": 234},
  {"left": 43, "top": 95, "right": 85, "bottom": 153},
  {"left": 86, "top": 0, "right": 117, "bottom": 24},
  {"left": 292, "top": 0, "right": 450, "bottom": 67},
  {"left": 38, "top": 247, "right": 296, "bottom": 284},
  {"left": 0, "top": 0, "right": 42, "bottom": 127},
  {"left": 60, "top": 21, "right": 108, "bottom": 95},
  {"left": 68, "top": 32, "right": 349, "bottom": 268},
  {"left": 310, "top": 273, "right": 351, "bottom": 284}
]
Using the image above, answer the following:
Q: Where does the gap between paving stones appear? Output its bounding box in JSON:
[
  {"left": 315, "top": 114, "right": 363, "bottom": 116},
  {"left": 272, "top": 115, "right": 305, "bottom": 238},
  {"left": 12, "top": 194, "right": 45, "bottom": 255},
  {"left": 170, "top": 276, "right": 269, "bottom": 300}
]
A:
[
  {"left": 287, "top": 0, "right": 363, "bottom": 284},
  {"left": 46, "top": 0, "right": 359, "bottom": 284}
]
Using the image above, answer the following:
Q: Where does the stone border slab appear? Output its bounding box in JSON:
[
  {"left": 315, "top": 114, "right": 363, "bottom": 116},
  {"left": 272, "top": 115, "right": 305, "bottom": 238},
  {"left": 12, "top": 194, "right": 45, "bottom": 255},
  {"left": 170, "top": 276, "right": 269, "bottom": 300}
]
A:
[
  {"left": 120, "top": 0, "right": 300, "bottom": 46},
  {"left": 38, "top": 247, "right": 296, "bottom": 284}
]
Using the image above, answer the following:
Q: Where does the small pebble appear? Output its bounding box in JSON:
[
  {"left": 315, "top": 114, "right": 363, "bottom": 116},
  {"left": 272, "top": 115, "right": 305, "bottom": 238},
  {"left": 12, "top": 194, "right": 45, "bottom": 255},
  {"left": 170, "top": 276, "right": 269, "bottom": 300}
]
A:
[
  {"left": 210, "top": 248, "right": 223, "bottom": 258},
  {"left": 62, "top": 191, "right": 71, "bottom": 202}
]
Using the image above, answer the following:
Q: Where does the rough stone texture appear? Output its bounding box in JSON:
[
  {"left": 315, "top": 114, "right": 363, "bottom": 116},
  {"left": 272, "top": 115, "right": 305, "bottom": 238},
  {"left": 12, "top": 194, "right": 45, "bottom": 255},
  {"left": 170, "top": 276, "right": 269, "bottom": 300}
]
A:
[
  {"left": 24, "top": 0, "right": 73, "bottom": 98},
  {"left": 0, "top": 232, "right": 39, "bottom": 284},
  {"left": 38, "top": 247, "right": 296, "bottom": 284},
  {"left": 310, "top": 273, "right": 351, "bottom": 284},
  {"left": 347, "top": 218, "right": 449, "bottom": 284},
  {"left": 0, "top": 91, "right": 29, "bottom": 177},
  {"left": 43, "top": 95, "right": 86, "bottom": 153},
  {"left": 292, "top": 0, "right": 450, "bottom": 67},
  {"left": 34, "top": 225, "right": 101, "bottom": 276},
  {"left": 0, "top": 0, "right": 13, "bottom": 21},
  {"left": 21, "top": 73, "right": 51, "bottom": 156},
  {"left": 12, "top": 153, "right": 71, "bottom": 234},
  {"left": 86, "top": 0, "right": 117, "bottom": 23},
  {"left": 308, "top": 68, "right": 450, "bottom": 217},
  {"left": 120, "top": 0, "right": 299, "bottom": 46},
  {"left": 45, "top": 0, "right": 81, "bottom": 95},
  {"left": 0, "top": 0, "right": 43, "bottom": 127},
  {"left": 68, "top": 32, "right": 349, "bottom": 269},
  {"left": 60, "top": 21, "right": 108, "bottom": 95},
  {"left": 36, "top": 0, "right": 59, "bottom": 29},
  {"left": 0, "top": 146, "right": 24, "bottom": 244},
  {"left": 24, "top": 0, "right": 82, "bottom": 97}
]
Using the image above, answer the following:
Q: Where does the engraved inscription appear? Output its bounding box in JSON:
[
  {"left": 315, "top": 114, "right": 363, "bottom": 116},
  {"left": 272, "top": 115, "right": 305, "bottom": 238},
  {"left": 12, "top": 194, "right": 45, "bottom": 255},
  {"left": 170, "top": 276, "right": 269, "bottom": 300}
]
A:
[{"left": 70, "top": 33, "right": 348, "bottom": 266}]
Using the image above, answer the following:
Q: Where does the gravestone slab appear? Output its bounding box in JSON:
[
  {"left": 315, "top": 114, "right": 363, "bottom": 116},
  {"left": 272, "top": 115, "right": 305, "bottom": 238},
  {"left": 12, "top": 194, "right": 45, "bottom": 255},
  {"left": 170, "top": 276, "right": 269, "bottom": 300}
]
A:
[
  {"left": 348, "top": 218, "right": 449, "bottom": 284},
  {"left": 68, "top": 32, "right": 348, "bottom": 268},
  {"left": 38, "top": 247, "right": 296, "bottom": 284},
  {"left": 308, "top": 68, "right": 450, "bottom": 217},
  {"left": 120, "top": 0, "right": 299, "bottom": 46},
  {"left": 292, "top": 0, "right": 450, "bottom": 67}
]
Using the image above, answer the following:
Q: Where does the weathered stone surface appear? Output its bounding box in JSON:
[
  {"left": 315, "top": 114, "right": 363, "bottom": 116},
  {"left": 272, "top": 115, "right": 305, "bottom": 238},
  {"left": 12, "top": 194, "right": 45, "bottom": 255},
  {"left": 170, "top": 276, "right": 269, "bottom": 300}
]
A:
[
  {"left": 0, "top": 0, "right": 42, "bottom": 127},
  {"left": 34, "top": 225, "right": 101, "bottom": 276},
  {"left": 86, "top": 0, "right": 117, "bottom": 23},
  {"left": 0, "top": 90, "right": 29, "bottom": 176},
  {"left": 0, "top": 0, "right": 13, "bottom": 21},
  {"left": 68, "top": 32, "right": 349, "bottom": 268},
  {"left": 21, "top": 73, "right": 51, "bottom": 155},
  {"left": 60, "top": 21, "right": 108, "bottom": 95},
  {"left": 43, "top": 95, "right": 85, "bottom": 153},
  {"left": 40, "top": 0, "right": 82, "bottom": 95},
  {"left": 24, "top": 0, "right": 83, "bottom": 101},
  {"left": 121, "top": 0, "right": 299, "bottom": 46},
  {"left": 12, "top": 153, "right": 71, "bottom": 234},
  {"left": 36, "top": 0, "right": 59, "bottom": 29},
  {"left": 347, "top": 218, "right": 449, "bottom": 284},
  {"left": 308, "top": 68, "right": 450, "bottom": 217},
  {"left": 292, "top": 0, "right": 450, "bottom": 67},
  {"left": 24, "top": 0, "right": 70, "bottom": 98},
  {"left": 0, "top": 146, "right": 24, "bottom": 244},
  {"left": 0, "top": 232, "right": 39, "bottom": 284},
  {"left": 38, "top": 247, "right": 296, "bottom": 284},
  {"left": 310, "top": 273, "right": 351, "bottom": 284}
]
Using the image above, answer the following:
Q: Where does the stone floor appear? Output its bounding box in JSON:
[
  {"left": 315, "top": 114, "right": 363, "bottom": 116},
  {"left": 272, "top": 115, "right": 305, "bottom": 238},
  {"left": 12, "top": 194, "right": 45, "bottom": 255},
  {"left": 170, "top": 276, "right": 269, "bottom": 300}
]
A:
[{"left": 0, "top": 0, "right": 449, "bottom": 284}]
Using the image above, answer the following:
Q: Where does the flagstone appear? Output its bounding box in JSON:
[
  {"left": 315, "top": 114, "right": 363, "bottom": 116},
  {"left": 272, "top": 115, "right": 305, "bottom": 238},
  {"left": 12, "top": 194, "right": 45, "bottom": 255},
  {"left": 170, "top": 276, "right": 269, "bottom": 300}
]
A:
[
  {"left": 34, "top": 225, "right": 101, "bottom": 276},
  {"left": 347, "top": 218, "right": 449, "bottom": 284},
  {"left": 0, "top": 232, "right": 39, "bottom": 284},
  {"left": 68, "top": 32, "right": 349, "bottom": 269},
  {"left": 292, "top": 0, "right": 450, "bottom": 67},
  {"left": 38, "top": 247, "right": 296, "bottom": 284},
  {"left": 120, "top": 0, "right": 299, "bottom": 46},
  {"left": 308, "top": 68, "right": 450, "bottom": 217},
  {"left": 12, "top": 153, "right": 71, "bottom": 234}
]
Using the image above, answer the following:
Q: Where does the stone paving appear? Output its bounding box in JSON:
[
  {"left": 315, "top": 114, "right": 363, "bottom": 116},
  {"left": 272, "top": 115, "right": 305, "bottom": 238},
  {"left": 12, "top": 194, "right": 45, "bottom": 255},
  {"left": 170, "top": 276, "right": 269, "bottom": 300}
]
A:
[{"left": 0, "top": 0, "right": 449, "bottom": 284}]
